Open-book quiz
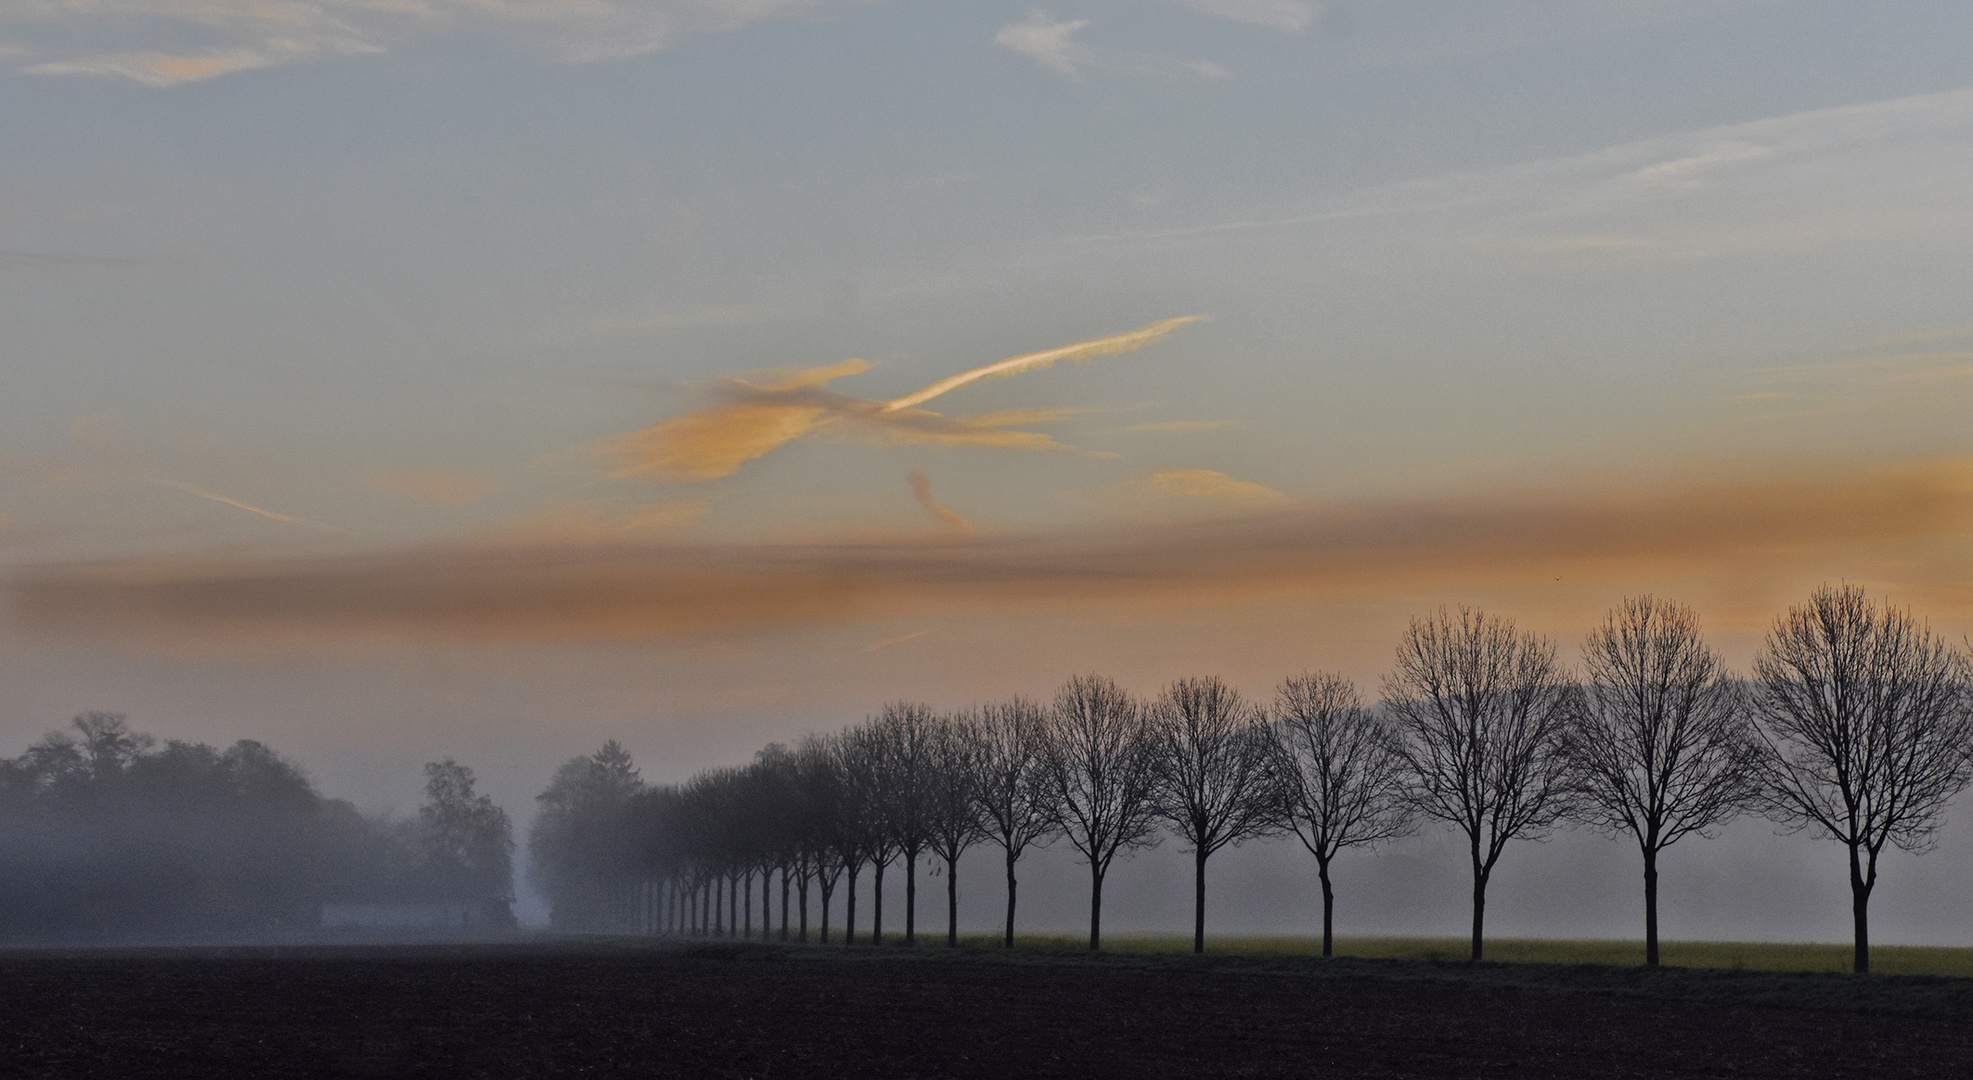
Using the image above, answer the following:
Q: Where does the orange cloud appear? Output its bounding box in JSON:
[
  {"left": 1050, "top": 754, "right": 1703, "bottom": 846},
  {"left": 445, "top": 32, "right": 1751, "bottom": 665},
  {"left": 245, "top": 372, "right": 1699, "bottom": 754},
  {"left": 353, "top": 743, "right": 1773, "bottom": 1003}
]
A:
[
  {"left": 603, "top": 318, "right": 1199, "bottom": 481},
  {"left": 1133, "top": 468, "right": 1293, "bottom": 507},
  {"left": 909, "top": 468, "right": 975, "bottom": 534},
  {"left": 11, "top": 458, "right": 1973, "bottom": 654},
  {"left": 608, "top": 398, "right": 831, "bottom": 481}
]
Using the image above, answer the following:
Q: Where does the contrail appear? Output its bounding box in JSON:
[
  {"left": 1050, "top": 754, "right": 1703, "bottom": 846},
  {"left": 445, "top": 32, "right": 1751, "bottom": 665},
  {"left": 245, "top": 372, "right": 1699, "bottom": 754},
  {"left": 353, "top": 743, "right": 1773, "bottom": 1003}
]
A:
[
  {"left": 607, "top": 315, "right": 1202, "bottom": 481},
  {"left": 153, "top": 480, "right": 347, "bottom": 533},
  {"left": 861, "top": 630, "right": 932, "bottom": 654},
  {"left": 883, "top": 317, "right": 1202, "bottom": 412}
]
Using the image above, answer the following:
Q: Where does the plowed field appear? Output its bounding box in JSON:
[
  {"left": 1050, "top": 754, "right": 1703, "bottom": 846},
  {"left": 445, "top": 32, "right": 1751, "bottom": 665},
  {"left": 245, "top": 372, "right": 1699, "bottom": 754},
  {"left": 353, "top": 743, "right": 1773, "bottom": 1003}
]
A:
[{"left": 4, "top": 941, "right": 1970, "bottom": 1078}]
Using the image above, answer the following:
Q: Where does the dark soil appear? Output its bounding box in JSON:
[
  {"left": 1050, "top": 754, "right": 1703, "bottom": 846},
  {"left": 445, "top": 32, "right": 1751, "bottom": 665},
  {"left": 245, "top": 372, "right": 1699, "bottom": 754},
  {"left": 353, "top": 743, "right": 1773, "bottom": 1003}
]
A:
[{"left": 4, "top": 939, "right": 1971, "bottom": 1078}]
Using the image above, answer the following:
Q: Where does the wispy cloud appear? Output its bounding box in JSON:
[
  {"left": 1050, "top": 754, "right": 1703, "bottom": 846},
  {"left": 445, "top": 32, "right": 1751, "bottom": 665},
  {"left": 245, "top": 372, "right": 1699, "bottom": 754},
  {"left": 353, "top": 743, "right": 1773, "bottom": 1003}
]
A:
[
  {"left": 2, "top": 0, "right": 879, "bottom": 86},
  {"left": 603, "top": 316, "right": 1200, "bottom": 481},
  {"left": 1069, "top": 87, "right": 1973, "bottom": 264},
  {"left": 16, "top": 458, "right": 1973, "bottom": 651},
  {"left": 909, "top": 468, "right": 974, "bottom": 534},
  {"left": 1130, "top": 468, "right": 1292, "bottom": 508},
  {"left": 995, "top": 9, "right": 1230, "bottom": 80}
]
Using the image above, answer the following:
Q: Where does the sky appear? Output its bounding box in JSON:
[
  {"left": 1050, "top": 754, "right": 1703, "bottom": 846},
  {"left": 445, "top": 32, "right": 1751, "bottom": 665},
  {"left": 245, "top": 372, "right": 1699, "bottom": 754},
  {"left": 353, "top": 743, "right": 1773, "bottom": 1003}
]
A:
[{"left": 4, "top": 0, "right": 1973, "bottom": 936}]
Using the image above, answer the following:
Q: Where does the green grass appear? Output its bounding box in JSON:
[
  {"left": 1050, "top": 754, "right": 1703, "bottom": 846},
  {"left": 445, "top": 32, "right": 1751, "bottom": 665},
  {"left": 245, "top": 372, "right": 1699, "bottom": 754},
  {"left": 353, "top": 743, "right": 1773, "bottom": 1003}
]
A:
[{"left": 935, "top": 932, "right": 1973, "bottom": 977}]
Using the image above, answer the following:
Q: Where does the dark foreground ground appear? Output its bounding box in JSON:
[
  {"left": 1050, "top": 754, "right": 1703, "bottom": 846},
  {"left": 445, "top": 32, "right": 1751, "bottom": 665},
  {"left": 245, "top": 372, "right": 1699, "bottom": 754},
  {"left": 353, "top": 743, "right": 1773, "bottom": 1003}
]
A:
[{"left": 5, "top": 940, "right": 1973, "bottom": 1079}]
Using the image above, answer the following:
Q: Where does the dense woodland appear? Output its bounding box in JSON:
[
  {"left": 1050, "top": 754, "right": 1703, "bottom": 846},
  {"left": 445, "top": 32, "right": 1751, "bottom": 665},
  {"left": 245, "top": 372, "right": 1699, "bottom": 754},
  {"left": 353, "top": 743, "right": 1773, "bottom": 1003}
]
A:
[
  {"left": 0, "top": 715, "right": 516, "bottom": 940},
  {"left": 527, "top": 586, "right": 1973, "bottom": 974}
]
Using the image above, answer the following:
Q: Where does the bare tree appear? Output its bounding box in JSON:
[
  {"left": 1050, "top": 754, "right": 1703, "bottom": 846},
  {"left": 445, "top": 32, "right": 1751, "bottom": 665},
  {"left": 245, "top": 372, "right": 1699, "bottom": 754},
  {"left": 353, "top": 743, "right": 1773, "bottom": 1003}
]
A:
[
  {"left": 825, "top": 732, "right": 874, "bottom": 945},
  {"left": 972, "top": 696, "right": 1059, "bottom": 948},
  {"left": 1569, "top": 597, "right": 1758, "bottom": 966},
  {"left": 925, "top": 710, "right": 986, "bottom": 946},
  {"left": 1037, "top": 674, "right": 1160, "bottom": 950},
  {"left": 870, "top": 702, "right": 937, "bottom": 946},
  {"left": 1273, "top": 673, "right": 1413, "bottom": 957},
  {"left": 1147, "top": 676, "right": 1281, "bottom": 953},
  {"left": 790, "top": 735, "right": 841, "bottom": 943},
  {"left": 1750, "top": 585, "right": 1973, "bottom": 974},
  {"left": 1384, "top": 606, "right": 1575, "bottom": 961}
]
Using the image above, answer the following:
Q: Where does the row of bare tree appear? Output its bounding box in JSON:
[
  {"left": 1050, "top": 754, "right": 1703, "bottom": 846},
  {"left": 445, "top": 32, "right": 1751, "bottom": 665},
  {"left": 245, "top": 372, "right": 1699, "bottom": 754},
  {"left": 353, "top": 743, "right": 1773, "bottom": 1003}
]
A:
[{"left": 528, "top": 585, "right": 1973, "bottom": 973}]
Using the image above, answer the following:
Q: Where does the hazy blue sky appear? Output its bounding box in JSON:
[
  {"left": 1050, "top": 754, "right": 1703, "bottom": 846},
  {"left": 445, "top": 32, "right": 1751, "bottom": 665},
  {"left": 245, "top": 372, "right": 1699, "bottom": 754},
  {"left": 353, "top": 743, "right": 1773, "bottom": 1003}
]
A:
[{"left": 5, "top": 0, "right": 1973, "bottom": 934}]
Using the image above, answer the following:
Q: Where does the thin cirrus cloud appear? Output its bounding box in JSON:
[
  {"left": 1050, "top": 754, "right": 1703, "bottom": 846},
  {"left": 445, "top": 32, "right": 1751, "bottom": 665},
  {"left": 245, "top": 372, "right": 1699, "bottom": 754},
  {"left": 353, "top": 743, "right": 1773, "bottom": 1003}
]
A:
[
  {"left": 1064, "top": 86, "right": 1973, "bottom": 264},
  {"left": 1130, "top": 468, "right": 1292, "bottom": 508},
  {"left": 995, "top": 9, "right": 1230, "bottom": 80},
  {"left": 0, "top": 0, "right": 881, "bottom": 86},
  {"left": 603, "top": 316, "right": 1201, "bottom": 482},
  {"left": 12, "top": 457, "right": 1972, "bottom": 652}
]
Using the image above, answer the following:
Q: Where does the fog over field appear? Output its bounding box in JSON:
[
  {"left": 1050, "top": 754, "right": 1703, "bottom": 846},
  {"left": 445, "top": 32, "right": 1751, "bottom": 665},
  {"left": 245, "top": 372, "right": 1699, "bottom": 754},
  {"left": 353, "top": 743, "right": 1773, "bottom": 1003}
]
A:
[{"left": 5, "top": 2, "right": 1973, "bottom": 948}]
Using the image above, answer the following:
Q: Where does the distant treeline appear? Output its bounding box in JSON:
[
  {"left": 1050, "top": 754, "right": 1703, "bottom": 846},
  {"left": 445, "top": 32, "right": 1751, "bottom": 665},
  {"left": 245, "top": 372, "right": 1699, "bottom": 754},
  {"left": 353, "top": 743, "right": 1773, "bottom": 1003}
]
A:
[
  {"left": 528, "top": 586, "right": 1973, "bottom": 974},
  {"left": 0, "top": 714, "right": 516, "bottom": 941}
]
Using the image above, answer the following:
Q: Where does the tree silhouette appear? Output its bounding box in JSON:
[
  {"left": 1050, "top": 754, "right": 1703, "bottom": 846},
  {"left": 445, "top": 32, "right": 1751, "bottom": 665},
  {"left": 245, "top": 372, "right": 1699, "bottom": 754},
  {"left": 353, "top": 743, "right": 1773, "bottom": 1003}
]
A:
[
  {"left": 1385, "top": 607, "right": 1575, "bottom": 961},
  {"left": 971, "top": 697, "right": 1059, "bottom": 948},
  {"left": 1750, "top": 585, "right": 1973, "bottom": 974},
  {"left": 869, "top": 702, "right": 937, "bottom": 946},
  {"left": 1568, "top": 597, "right": 1757, "bottom": 965},
  {"left": 420, "top": 759, "right": 516, "bottom": 923},
  {"left": 1037, "top": 674, "right": 1160, "bottom": 950},
  {"left": 925, "top": 711, "right": 986, "bottom": 946},
  {"left": 1147, "top": 676, "right": 1280, "bottom": 954},
  {"left": 529, "top": 741, "right": 645, "bottom": 930},
  {"left": 1272, "top": 673, "right": 1413, "bottom": 957},
  {"left": 0, "top": 714, "right": 431, "bottom": 939}
]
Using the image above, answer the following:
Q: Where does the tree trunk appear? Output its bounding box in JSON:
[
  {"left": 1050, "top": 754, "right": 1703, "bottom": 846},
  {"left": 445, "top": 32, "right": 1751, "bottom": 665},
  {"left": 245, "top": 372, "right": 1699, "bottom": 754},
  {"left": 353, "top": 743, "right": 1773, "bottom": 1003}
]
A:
[
  {"left": 1193, "top": 847, "right": 1209, "bottom": 954},
  {"left": 1643, "top": 845, "right": 1661, "bottom": 967},
  {"left": 1317, "top": 856, "right": 1335, "bottom": 958},
  {"left": 715, "top": 876, "right": 725, "bottom": 938},
  {"left": 780, "top": 866, "right": 791, "bottom": 941},
  {"left": 1469, "top": 844, "right": 1489, "bottom": 962},
  {"left": 905, "top": 851, "right": 918, "bottom": 946},
  {"left": 1088, "top": 865, "right": 1105, "bottom": 951},
  {"left": 946, "top": 855, "right": 960, "bottom": 947},
  {"left": 1004, "top": 848, "right": 1019, "bottom": 949},
  {"left": 845, "top": 862, "right": 859, "bottom": 946},
  {"left": 873, "top": 860, "right": 887, "bottom": 946},
  {"left": 744, "top": 871, "right": 753, "bottom": 939},
  {"left": 798, "top": 868, "right": 811, "bottom": 943},
  {"left": 820, "top": 872, "right": 835, "bottom": 945},
  {"left": 1850, "top": 842, "right": 1873, "bottom": 975}
]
